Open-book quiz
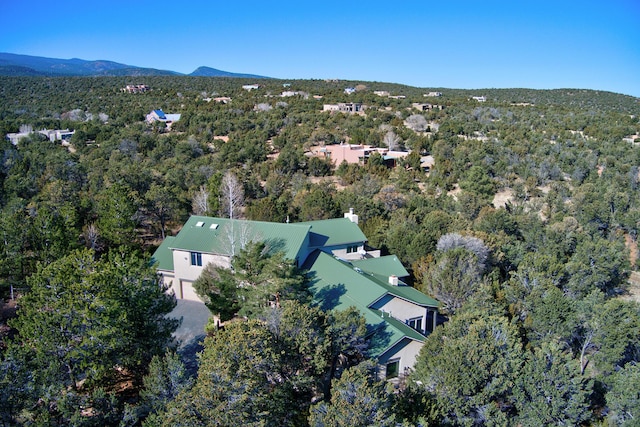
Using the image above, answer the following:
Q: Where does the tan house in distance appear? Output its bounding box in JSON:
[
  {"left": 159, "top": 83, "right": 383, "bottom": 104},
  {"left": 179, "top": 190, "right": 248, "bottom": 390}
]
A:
[
  {"left": 122, "top": 84, "right": 149, "bottom": 93},
  {"left": 6, "top": 128, "right": 75, "bottom": 145},
  {"left": 322, "top": 102, "right": 365, "bottom": 114},
  {"left": 310, "top": 143, "right": 409, "bottom": 167}
]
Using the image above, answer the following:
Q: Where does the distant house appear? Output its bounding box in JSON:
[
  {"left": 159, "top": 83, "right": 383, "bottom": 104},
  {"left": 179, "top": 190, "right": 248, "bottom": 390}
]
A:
[
  {"left": 6, "top": 131, "right": 30, "bottom": 145},
  {"left": 204, "top": 96, "right": 232, "bottom": 103},
  {"left": 146, "top": 109, "right": 181, "bottom": 129},
  {"left": 374, "top": 90, "right": 390, "bottom": 97},
  {"left": 424, "top": 92, "right": 442, "bottom": 97},
  {"left": 344, "top": 87, "right": 356, "bottom": 94},
  {"left": 40, "top": 129, "right": 75, "bottom": 143},
  {"left": 388, "top": 95, "right": 406, "bottom": 99},
  {"left": 122, "top": 84, "right": 149, "bottom": 93},
  {"left": 152, "top": 210, "right": 440, "bottom": 380},
  {"left": 472, "top": 96, "right": 486, "bottom": 102},
  {"left": 412, "top": 103, "right": 443, "bottom": 111},
  {"left": 6, "top": 128, "right": 75, "bottom": 145},
  {"left": 242, "top": 84, "right": 261, "bottom": 91},
  {"left": 281, "top": 91, "right": 307, "bottom": 97},
  {"left": 322, "top": 103, "right": 365, "bottom": 114},
  {"left": 310, "top": 143, "right": 409, "bottom": 167}
]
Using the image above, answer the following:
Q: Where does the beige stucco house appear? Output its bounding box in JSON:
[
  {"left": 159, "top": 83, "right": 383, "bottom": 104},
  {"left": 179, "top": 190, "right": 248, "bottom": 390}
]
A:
[{"left": 310, "top": 143, "right": 409, "bottom": 167}]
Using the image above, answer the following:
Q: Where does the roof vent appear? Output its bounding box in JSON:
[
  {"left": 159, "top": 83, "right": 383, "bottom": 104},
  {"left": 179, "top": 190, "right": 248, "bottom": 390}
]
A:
[
  {"left": 344, "top": 208, "right": 358, "bottom": 224},
  {"left": 195, "top": 221, "right": 205, "bottom": 227},
  {"left": 389, "top": 275, "right": 399, "bottom": 286}
]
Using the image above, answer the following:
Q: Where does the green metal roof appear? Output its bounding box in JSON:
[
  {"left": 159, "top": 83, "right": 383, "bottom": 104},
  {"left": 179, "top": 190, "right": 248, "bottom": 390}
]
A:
[
  {"left": 305, "top": 250, "right": 387, "bottom": 311},
  {"left": 304, "top": 251, "right": 431, "bottom": 359},
  {"left": 337, "top": 257, "right": 439, "bottom": 308},
  {"left": 151, "top": 236, "right": 175, "bottom": 271},
  {"left": 365, "top": 309, "right": 426, "bottom": 360},
  {"left": 373, "top": 276, "right": 440, "bottom": 308},
  {"left": 167, "top": 215, "right": 311, "bottom": 261},
  {"left": 372, "top": 309, "right": 427, "bottom": 342},
  {"left": 351, "top": 255, "right": 409, "bottom": 278},
  {"left": 297, "top": 218, "right": 367, "bottom": 247}
]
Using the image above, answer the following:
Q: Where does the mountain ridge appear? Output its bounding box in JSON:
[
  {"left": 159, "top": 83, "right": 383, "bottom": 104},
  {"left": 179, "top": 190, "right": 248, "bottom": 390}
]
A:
[{"left": 0, "top": 52, "right": 269, "bottom": 78}]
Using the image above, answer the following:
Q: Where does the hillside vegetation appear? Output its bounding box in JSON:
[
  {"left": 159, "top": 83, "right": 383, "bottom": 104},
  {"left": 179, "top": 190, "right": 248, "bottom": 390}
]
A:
[{"left": 1, "top": 76, "right": 639, "bottom": 426}]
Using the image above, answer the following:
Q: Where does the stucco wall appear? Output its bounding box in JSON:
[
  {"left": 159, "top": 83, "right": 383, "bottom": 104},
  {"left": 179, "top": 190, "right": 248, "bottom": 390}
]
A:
[
  {"left": 330, "top": 244, "right": 364, "bottom": 260},
  {"left": 172, "top": 250, "right": 231, "bottom": 282},
  {"left": 170, "top": 250, "right": 232, "bottom": 301},
  {"left": 378, "top": 338, "right": 424, "bottom": 380}
]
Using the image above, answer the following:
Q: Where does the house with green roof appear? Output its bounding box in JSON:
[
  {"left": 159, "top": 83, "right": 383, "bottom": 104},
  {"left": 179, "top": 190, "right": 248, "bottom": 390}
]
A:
[
  {"left": 152, "top": 209, "right": 439, "bottom": 379},
  {"left": 302, "top": 250, "right": 439, "bottom": 380},
  {"left": 152, "top": 215, "right": 314, "bottom": 300}
]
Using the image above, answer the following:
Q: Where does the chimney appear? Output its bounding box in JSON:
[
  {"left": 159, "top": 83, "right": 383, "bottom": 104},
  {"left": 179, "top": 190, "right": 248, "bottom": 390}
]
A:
[
  {"left": 344, "top": 208, "right": 358, "bottom": 224},
  {"left": 389, "top": 275, "right": 399, "bottom": 286}
]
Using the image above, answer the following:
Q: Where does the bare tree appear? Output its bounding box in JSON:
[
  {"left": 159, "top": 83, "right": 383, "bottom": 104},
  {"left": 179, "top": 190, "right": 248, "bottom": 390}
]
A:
[
  {"left": 383, "top": 131, "right": 401, "bottom": 151},
  {"left": 378, "top": 123, "right": 392, "bottom": 133},
  {"left": 192, "top": 185, "right": 210, "bottom": 216},
  {"left": 404, "top": 114, "right": 429, "bottom": 132},
  {"left": 437, "top": 233, "right": 490, "bottom": 272},
  {"left": 220, "top": 171, "right": 244, "bottom": 220},
  {"left": 82, "top": 223, "right": 101, "bottom": 251},
  {"left": 222, "top": 220, "right": 254, "bottom": 257},
  {"left": 422, "top": 248, "right": 484, "bottom": 315},
  {"left": 417, "top": 233, "right": 492, "bottom": 314},
  {"left": 19, "top": 124, "right": 33, "bottom": 134}
]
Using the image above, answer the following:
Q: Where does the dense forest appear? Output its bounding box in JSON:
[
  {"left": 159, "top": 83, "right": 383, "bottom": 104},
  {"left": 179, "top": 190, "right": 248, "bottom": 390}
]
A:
[{"left": 1, "top": 75, "right": 639, "bottom": 426}]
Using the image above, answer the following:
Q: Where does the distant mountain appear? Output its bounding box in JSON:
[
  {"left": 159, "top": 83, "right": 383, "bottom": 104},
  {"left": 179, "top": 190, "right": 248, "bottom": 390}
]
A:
[
  {"left": 189, "top": 66, "right": 267, "bottom": 79},
  {"left": 0, "top": 53, "right": 179, "bottom": 76},
  {"left": 0, "top": 53, "right": 267, "bottom": 78},
  {"left": 0, "top": 64, "right": 49, "bottom": 77}
]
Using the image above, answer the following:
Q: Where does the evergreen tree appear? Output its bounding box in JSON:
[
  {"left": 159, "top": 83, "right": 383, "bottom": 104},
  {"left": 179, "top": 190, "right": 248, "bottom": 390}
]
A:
[
  {"left": 3, "top": 248, "right": 178, "bottom": 425},
  {"left": 606, "top": 363, "right": 640, "bottom": 426},
  {"left": 309, "top": 362, "right": 395, "bottom": 427},
  {"left": 513, "top": 342, "right": 592, "bottom": 426},
  {"left": 412, "top": 312, "right": 524, "bottom": 425}
]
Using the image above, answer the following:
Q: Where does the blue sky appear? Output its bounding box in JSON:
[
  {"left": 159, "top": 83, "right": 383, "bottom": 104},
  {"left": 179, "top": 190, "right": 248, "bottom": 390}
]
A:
[{"left": 1, "top": 0, "right": 639, "bottom": 96}]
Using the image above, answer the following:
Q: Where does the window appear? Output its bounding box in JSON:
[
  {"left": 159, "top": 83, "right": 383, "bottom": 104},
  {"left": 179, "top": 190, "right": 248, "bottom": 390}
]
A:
[
  {"left": 408, "top": 317, "right": 423, "bottom": 333},
  {"left": 386, "top": 359, "right": 400, "bottom": 379},
  {"left": 426, "top": 310, "right": 435, "bottom": 333},
  {"left": 190, "top": 252, "right": 202, "bottom": 266},
  {"left": 346, "top": 245, "right": 358, "bottom": 253}
]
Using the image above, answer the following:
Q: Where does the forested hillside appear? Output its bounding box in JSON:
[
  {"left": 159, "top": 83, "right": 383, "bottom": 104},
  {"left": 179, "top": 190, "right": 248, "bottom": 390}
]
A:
[{"left": 1, "top": 76, "right": 639, "bottom": 426}]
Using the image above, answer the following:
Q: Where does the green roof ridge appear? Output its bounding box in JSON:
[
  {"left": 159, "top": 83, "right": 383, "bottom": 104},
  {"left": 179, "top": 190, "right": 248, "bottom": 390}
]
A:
[{"left": 168, "top": 215, "right": 311, "bottom": 261}]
